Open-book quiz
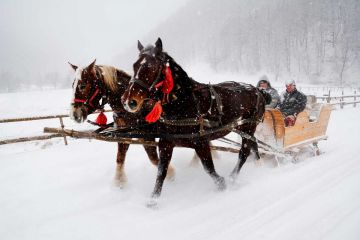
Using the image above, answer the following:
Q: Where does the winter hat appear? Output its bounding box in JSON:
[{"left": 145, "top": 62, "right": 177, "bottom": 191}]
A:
[
  {"left": 285, "top": 79, "right": 296, "bottom": 86},
  {"left": 257, "top": 75, "right": 270, "bottom": 87},
  {"left": 259, "top": 75, "right": 269, "bottom": 82}
]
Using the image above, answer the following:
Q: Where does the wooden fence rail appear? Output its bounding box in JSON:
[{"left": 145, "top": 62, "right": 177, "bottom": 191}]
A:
[
  {"left": 0, "top": 110, "right": 111, "bottom": 146},
  {"left": 316, "top": 90, "right": 358, "bottom": 109}
]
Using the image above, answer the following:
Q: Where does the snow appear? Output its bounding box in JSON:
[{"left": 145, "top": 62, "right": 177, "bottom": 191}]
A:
[{"left": 1, "top": 89, "right": 360, "bottom": 240}]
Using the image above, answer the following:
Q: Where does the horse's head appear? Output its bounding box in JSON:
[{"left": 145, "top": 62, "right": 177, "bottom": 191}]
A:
[
  {"left": 121, "top": 38, "right": 168, "bottom": 113},
  {"left": 69, "top": 59, "right": 104, "bottom": 123}
]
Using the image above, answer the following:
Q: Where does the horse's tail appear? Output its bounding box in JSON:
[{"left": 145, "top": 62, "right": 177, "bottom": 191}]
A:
[{"left": 258, "top": 88, "right": 272, "bottom": 105}]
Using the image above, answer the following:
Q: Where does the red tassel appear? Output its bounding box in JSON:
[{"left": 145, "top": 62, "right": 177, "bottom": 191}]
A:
[
  {"left": 95, "top": 111, "right": 107, "bottom": 125},
  {"left": 145, "top": 101, "right": 163, "bottom": 123},
  {"left": 161, "top": 65, "right": 174, "bottom": 94}
]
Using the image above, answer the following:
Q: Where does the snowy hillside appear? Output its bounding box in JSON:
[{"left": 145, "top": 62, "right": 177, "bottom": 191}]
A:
[{"left": 1, "top": 88, "right": 360, "bottom": 240}]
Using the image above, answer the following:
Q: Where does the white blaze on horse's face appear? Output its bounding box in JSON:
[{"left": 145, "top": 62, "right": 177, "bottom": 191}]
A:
[
  {"left": 137, "top": 58, "right": 147, "bottom": 76},
  {"left": 72, "top": 67, "right": 83, "bottom": 100},
  {"left": 123, "top": 65, "right": 146, "bottom": 113},
  {"left": 70, "top": 67, "right": 87, "bottom": 123},
  {"left": 123, "top": 82, "right": 144, "bottom": 113}
]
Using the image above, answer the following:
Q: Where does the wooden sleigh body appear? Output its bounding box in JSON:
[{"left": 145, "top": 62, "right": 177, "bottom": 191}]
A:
[{"left": 255, "top": 101, "right": 332, "bottom": 161}]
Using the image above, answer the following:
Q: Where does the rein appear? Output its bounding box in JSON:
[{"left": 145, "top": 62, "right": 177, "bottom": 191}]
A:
[{"left": 102, "top": 117, "right": 260, "bottom": 140}]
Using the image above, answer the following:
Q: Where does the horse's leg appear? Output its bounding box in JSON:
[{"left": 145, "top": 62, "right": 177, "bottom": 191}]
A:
[
  {"left": 189, "top": 142, "right": 219, "bottom": 167},
  {"left": 195, "top": 141, "right": 226, "bottom": 191},
  {"left": 142, "top": 140, "right": 175, "bottom": 180},
  {"left": 231, "top": 124, "right": 257, "bottom": 179},
  {"left": 252, "top": 140, "right": 264, "bottom": 166},
  {"left": 150, "top": 139, "right": 175, "bottom": 200},
  {"left": 114, "top": 142, "right": 130, "bottom": 187},
  {"left": 252, "top": 141, "right": 261, "bottom": 160}
]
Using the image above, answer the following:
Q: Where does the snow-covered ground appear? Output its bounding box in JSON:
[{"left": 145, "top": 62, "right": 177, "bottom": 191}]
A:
[{"left": 1, "top": 87, "right": 360, "bottom": 240}]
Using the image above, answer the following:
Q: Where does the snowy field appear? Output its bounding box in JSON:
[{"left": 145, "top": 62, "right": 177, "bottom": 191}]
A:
[{"left": 1, "top": 88, "right": 360, "bottom": 240}]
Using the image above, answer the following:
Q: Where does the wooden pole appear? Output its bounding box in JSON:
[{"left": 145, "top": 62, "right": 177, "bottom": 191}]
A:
[
  {"left": 0, "top": 110, "right": 112, "bottom": 123},
  {"left": 43, "top": 127, "right": 240, "bottom": 153},
  {"left": 0, "top": 134, "right": 63, "bottom": 145}
]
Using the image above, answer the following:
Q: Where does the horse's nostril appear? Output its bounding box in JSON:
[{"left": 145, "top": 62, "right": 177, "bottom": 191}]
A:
[{"left": 129, "top": 100, "right": 138, "bottom": 110}]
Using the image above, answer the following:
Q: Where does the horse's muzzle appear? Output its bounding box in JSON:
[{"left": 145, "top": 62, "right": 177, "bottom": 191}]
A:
[{"left": 70, "top": 105, "right": 87, "bottom": 123}]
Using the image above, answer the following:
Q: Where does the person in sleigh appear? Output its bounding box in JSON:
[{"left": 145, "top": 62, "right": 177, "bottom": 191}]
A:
[{"left": 277, "top": 79, "right": 307, "bottom": 127}]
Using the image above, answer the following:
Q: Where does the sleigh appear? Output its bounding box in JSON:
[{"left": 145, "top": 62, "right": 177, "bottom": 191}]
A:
[{"left": 255, "top": 100, "right": 332, "bottom": 163}]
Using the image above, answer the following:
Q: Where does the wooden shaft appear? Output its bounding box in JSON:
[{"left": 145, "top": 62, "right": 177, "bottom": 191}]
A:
[{"left": 43, "top": 127, "right": 241, "bottom": 153}]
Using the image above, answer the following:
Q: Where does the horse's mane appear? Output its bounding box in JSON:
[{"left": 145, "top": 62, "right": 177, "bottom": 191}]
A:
[
  {"left": 163, "top": 53, "right": 190, "bottom": 82},
  {"left": 98, "top": 65, "right": 130, "bottom": 92}
]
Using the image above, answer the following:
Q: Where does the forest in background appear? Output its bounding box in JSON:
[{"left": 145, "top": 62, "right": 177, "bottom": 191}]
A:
[{"left": 130, "top": 0, "right": 360, "bottom": 86}]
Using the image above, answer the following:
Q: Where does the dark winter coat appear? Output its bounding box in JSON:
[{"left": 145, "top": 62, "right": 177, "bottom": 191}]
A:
[
  {"left": 256, "top": 80, "right": 280, "bottom": 108},
  {"left": 278, "top": 89, "right": 307, "bottom": 116}
]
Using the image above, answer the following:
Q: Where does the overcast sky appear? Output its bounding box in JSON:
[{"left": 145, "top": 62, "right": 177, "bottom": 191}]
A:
[{"left": 0, "top": 0, "right": 189, "bottom": 78}]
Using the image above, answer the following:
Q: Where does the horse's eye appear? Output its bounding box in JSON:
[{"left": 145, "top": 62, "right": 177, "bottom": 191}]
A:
[{"left": 78, "top": 83, "right": 87, "bottom": 91}]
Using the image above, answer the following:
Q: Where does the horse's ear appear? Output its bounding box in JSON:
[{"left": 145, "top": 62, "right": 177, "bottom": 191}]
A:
[
  {"left": 68, "top": 62, "right": 78, "bottom": 71},
  {"left": 88, "top": 59, "right": 96, "bottom": 69},
  {"left": 138, "top": 40, "right": 144, "bottom": 51},
  {"left": 87, "top": 59, "right": 96, "bottom": 76},
  {"left": 155, "top": 38, "right": 163, "bottom": 53}
]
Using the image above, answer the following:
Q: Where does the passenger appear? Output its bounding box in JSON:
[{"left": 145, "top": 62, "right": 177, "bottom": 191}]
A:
[
  {"left": 278, "top": 79, "right": 307, "bottom": 127},
  {"left": 257, "top": 75, "right": 280, "bottom": 109}
]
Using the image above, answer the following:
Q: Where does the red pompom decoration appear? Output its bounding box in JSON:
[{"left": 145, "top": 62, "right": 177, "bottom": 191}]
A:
[
  {"left": 162, "top": 65, "right": 174, "bottom": 94},
  {"left": 155, "top": 64, "right": 174, "bottom": 94},
  {"left": 145, "top": 101, "right": 163, "bottom": 123},
  {"left": 95, "top": 111, "right": 107, "bottom": 125}
]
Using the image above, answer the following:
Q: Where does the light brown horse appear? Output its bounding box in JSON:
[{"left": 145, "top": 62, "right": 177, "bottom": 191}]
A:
[{"left": 69, "top": 60, "right": 175, "bottom": 187}]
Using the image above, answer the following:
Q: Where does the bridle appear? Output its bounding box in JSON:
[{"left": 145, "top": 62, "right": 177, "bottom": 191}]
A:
[
  {"left": 129, "top": 54, "right": 167, "bottom": 96},
  {"left": 73, "top": 68, "right": 107, "bottom": 110}
]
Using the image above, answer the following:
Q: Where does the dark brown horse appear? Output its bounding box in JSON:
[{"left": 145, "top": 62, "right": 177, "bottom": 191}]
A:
[
  {"left": 68, "top": 60, "right": 175, "bottom": 187},
  {"left": 121, "top": 38, "right": 270, "bottom": 204}
]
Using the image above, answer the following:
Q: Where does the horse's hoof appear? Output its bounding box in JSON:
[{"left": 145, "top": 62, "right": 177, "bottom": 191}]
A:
[
  {"left": 114, "top": 174, "right": 127, "bottom": 188},
  {"left": 113, "top": 178, "right": 126, "bottom": 189},
  {"left": 229, "top": 174, "right": 237, "bottom": 184},
  {"left": 215, "top": 176, "right": 226, "bottom": 191},
  {"left": 146, "top": 198, "right": 159, "bottom": 209},
  {"left": 114, "top": 165, "right": 127, "bottom": 188}
]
